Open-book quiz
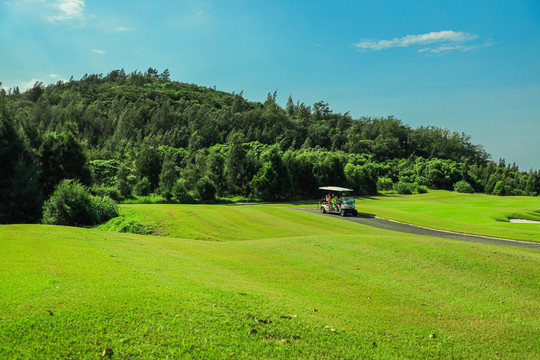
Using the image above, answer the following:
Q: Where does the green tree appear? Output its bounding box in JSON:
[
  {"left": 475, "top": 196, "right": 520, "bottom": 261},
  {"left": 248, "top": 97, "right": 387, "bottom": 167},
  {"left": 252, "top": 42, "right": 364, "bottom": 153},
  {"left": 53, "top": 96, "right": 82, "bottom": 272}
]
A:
[
  {"left": 195, "top": 176, "right": 217, "bottom": 203},
  {"left": 4, "top": 158, "right": 43, "bottom": 223},
  {"left": 344, "top": 163, "right": 377, "bottom": 195},
  {"left": 133, "top": 177, "right": 151, "bottom": 196},
  {"left": 224, "top": 131, "right": 246, "bottom": 195},
  {"left": 42, "top": 180, "right": 118, "bottom": 226},
  {"left": 453, "top": 180, "right": 474, "bottom": 193},
  {"left": 116, "top": 164, "right": 134, "bottom": 198},
  {"left": 0, "top": 108, "right": 25, "bottom": 222},
  {"left": 159, "top": 150, "right": 179, "bottom": 194},
  {"left": 38, "top": 129, "right": 92, "bottom": 196},
  {"left": 135, "top": 145, "right": 163, "bottom": 191},
  {"left": 249, "top": 145, "right": 292, "bottom": 200},
  {"left": 172, "top": 179, "right": 195, "bottom": 203},
  {"left": 492, "top": 180, "right": 506, "bottom": 196}
]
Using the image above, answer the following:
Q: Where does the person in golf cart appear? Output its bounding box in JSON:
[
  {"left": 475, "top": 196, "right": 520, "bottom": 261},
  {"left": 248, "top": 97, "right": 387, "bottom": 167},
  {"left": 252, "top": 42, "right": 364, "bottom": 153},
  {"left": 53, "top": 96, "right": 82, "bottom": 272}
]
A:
[
  {"left": 332, "top": 195, "right": 339, "bottom": 211},
  {"left": 318, "top": 186, "right": 358, "bottom": 216}
]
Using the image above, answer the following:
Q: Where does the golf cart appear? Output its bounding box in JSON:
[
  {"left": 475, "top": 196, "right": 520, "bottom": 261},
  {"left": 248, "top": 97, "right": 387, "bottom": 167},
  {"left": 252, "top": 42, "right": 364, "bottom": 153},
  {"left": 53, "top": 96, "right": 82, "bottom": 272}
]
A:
[{"left": 319, "top": 186, "right": 358, "bottom": 217}]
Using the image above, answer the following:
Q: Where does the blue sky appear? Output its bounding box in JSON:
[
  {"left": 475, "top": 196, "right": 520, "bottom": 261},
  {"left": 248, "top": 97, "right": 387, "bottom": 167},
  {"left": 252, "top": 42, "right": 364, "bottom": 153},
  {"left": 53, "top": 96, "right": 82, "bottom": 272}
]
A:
[{"left": 1, "top": 0, "right": 539, "bottom": 170}]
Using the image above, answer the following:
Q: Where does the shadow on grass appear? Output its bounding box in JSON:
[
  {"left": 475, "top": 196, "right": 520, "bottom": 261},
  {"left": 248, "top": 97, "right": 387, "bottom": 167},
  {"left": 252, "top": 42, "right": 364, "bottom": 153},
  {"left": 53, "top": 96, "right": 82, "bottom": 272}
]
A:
[{"left": 356, "top": 212, "right": 376, "bottom": 218}]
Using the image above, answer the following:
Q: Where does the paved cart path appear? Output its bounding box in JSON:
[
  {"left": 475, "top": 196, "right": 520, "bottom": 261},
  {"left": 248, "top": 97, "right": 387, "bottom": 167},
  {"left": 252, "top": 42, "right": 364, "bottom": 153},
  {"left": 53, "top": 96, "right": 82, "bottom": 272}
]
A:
[{"left": 298, "top": 208, "right": 540, "bottom": 250}]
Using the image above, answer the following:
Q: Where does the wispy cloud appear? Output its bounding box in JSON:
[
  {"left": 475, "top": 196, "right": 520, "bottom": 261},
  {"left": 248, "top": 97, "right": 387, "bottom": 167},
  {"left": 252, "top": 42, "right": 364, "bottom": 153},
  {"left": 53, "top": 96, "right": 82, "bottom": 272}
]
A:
[
  {"left": 112, "top": 25, "right": 130, "bottom": 32},
  {"left": 355, "top": 30, "right": 485, "bottom": 53},
  {"left": 423, "top": 41, "right": 492, "bottom": 53},
  {"left": 47, "top": 0, "right": 85, "bottom": 23},
  {"left": 90, "top": 48, "right": 106, "bottom": 55},
  {"left": 49, "top": 73, "right": 60, "bottom": 78}
]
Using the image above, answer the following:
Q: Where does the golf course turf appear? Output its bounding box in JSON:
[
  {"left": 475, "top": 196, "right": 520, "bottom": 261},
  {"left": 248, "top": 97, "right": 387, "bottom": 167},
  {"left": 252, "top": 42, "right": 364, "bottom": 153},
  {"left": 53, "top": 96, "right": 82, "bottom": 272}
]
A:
[
  {"left": 1, "top": 197, "right": 539, "bottom": 359},
  {"left": 354, "top": 191, "right": 540, "bottom": 242}
]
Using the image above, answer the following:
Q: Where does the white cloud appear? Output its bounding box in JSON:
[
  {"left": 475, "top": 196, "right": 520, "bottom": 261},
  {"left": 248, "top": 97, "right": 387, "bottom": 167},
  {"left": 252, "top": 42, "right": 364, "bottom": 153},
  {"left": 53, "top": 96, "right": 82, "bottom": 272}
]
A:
[
  {"left": 355, "top": 30, "right": 482, "bottom": 52},
  {"left": 49, "top": 73, "right": 60, "bottom": 78},
  {"left": 47, "top": 0, "right": 85, "bottom": 22},
  {"left": 419, "top": 40, "right": 493, "bottom": 54},
  {"left": 90, "top": 48, "right": 106, "bottom": 55},
  {"left": 112, "top": 26, "right": 130, "bottom": 32},
  {"left": 19, "top": 79, "right": 41, "bottom": 91}
]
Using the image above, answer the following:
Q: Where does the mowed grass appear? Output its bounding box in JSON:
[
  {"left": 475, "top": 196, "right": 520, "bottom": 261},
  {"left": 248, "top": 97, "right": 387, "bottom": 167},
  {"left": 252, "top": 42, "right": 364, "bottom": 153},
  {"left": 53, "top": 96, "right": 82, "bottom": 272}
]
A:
[
  {"left": 354, "top": 191, "right": 540, "bottom": 242},
  {"left": 0, "top": 206, "right": 539, "bottom": 359},
  {"left": 112, "top": 204, "right": 366, "bottom": 241}
]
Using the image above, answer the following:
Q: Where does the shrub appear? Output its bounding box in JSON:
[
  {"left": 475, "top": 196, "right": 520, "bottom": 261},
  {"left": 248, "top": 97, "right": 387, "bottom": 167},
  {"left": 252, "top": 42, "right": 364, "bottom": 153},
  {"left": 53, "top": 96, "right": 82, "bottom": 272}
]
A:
[
  {"left": 42, "top": 179, "right": 118, "bottom": 226},
  {"left": 91, "top": 196, "right": 119, "bottom": 224},
  {"left": 161, "top": 189, "right": 173, "bottom": 201},
  {"left": 415, "top": 176, "right": 430, "bottom": 187},
  {"left": 492, "top": 181, "right": 506, "bottom": 196},
  {"left": 376, "top": 177, "right": 394, "bottom": 192},
  {"left": 98, "top": 216, "right": 152, "bottom": 235},
  {"left": 89, "top": 159, "right": 122, "bottom": 186},
  {"left": 116, "top": 165, "right": 134, "bottom": 198},
  {"left": 453, "top": 180, "right": 474, "bottom": 193},
  {"left": 510, "top": 188, "right": 525, "bottom": 196},
  {"left": 393, "top": 181, "right": 414, "bottom": 195},
  {"left": 91, "top": 185, "right": 121, "bottom": 201},
  {"left": 196, "top": 176, "right": 217, "bottom": 203},
  {"left": 416, "top": 184, "right": 428, "bottom": 194},
  {"left": 133, "top": 177, "right": 151, "bottom": 196},
  {"left": 172, "top": 179, "right": 196, "bottom": 203}
]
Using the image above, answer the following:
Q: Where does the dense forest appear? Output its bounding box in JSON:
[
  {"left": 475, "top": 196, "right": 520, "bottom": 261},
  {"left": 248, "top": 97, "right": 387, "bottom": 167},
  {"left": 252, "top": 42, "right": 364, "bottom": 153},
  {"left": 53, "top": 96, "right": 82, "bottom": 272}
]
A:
[{"left": 1, "top": 68, "right": 539, "bottom": 224}]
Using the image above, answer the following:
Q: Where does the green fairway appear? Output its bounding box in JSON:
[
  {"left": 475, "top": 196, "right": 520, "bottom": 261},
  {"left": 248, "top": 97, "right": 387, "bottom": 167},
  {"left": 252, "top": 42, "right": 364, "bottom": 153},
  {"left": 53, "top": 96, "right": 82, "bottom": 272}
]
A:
[
  {"left": 104, "top": 204, "right": 377, "bottom": 241},
  {"left": 353, "top": 191, "right": 540, "bottom": 242},
  {"left": 1, "top": 205, "right": 539, "bottom": 359}
]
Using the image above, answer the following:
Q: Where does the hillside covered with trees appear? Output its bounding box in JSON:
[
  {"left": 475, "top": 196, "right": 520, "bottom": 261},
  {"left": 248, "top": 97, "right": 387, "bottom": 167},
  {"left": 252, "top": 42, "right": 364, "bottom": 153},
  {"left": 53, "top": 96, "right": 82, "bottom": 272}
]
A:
[{"left": 1, "top": 68, "right": 539, "bottom": 224}]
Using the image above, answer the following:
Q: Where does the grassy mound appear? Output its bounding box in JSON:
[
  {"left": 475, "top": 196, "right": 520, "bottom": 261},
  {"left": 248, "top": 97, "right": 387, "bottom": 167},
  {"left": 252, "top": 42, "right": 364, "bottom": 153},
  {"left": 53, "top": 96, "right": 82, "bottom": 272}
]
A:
[
  {"left": 96, "top": 216, "right": 154, "bottom": 235},
  {"left": 1, "top": 206, "right": 539, "bottom": 358}
]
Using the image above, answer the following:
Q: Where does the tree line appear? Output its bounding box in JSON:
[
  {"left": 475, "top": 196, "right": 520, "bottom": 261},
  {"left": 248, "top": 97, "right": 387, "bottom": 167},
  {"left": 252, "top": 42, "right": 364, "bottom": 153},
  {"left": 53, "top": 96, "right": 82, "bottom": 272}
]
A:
[{"left": 1, "top": 68, "right": 538, "bottom": 224}]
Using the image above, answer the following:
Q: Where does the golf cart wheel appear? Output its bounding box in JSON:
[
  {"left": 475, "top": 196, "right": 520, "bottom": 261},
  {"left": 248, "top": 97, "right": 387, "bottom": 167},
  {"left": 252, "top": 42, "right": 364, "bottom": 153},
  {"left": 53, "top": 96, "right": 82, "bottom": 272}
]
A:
[
  {"left": 340, "top": 210, "right": 345, "bottom": 217},
  {"left": 321, "top": 206, "right": 326, "bottom": 213},
  {"left": 353, "top": 210, "right": 358, "bottom": 217}
]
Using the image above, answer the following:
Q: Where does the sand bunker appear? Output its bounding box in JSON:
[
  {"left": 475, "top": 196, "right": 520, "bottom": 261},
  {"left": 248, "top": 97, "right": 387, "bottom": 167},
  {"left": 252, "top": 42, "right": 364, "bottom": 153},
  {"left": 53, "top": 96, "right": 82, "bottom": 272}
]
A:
[{"left": 508, "top": 218, "right": 540, "bottom": 224}]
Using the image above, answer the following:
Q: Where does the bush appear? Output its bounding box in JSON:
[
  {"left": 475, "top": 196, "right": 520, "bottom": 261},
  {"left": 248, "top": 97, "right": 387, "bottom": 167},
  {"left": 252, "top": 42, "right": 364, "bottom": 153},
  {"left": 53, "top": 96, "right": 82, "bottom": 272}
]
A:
[
  {"left": 161, "top": 189, "right": 173, "bottom": 201},
  {"left": 416, "top": 184, "right": 428, "bottom": 194},
  {"left": 98, "top": 216, "right": 152, "bottom": 235},
  {"left": 394, "top": 181, "right": 414, "bottom": 194},
  {"left": 415, "top": 176, "right": 430, "bottom": 187},
  {"left": 116, "top": 165, "right": 134, "bottom": 198},
  {"left": 509, "top": 188, "right": 525, "bottom": 196},
  {"left": 376, "top": 177, "right": 394, "bottom": 192},
  {"left": 91, "top": 185, "right": 121, "bottom": 201},
  {"left": 172, "top": 179, "right": 196, "bottom": 203},
  {"left": 453, "top": 180, "right": 474, "bottom": 193},
  {"left": 42, "top": 179, "right": 118, "bottom": 226},
  {"left": 91, "top": 196, "right": 120, "bottom": 224},
  {"left": 196, "top": 176, "right": 217, "bottom": 203},
  {"left": 492, "top": 181, "right": 506, "bottom": 196},
  {"left": 133, "top": 177, "right": 151, "bottom": 196}
]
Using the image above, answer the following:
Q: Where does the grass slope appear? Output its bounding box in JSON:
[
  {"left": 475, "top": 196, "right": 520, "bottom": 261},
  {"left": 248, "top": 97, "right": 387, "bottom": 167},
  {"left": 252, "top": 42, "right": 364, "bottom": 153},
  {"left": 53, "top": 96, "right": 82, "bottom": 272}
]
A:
[
  {"left": 354, "top": 191, "right": 540, "bottom": 242},
  {"left": 1, "top": 206, "right": 539, "bottom": 359},
  {"left": 110, "top": 204, "right": 372, "bottom": 241}
]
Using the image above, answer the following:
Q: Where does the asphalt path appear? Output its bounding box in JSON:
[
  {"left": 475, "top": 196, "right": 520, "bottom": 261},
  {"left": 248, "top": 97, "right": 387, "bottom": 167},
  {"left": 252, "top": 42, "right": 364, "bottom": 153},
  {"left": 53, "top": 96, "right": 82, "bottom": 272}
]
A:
[{"left": 299, "top": 208, "right": 540, "bottom": 250}]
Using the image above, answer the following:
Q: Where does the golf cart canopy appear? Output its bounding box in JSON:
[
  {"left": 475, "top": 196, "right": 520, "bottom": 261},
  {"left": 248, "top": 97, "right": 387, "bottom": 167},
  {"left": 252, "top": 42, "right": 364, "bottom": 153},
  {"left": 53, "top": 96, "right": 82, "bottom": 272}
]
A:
[{"left": 318, "top": 186, "right": 354, "bottom": 192}]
